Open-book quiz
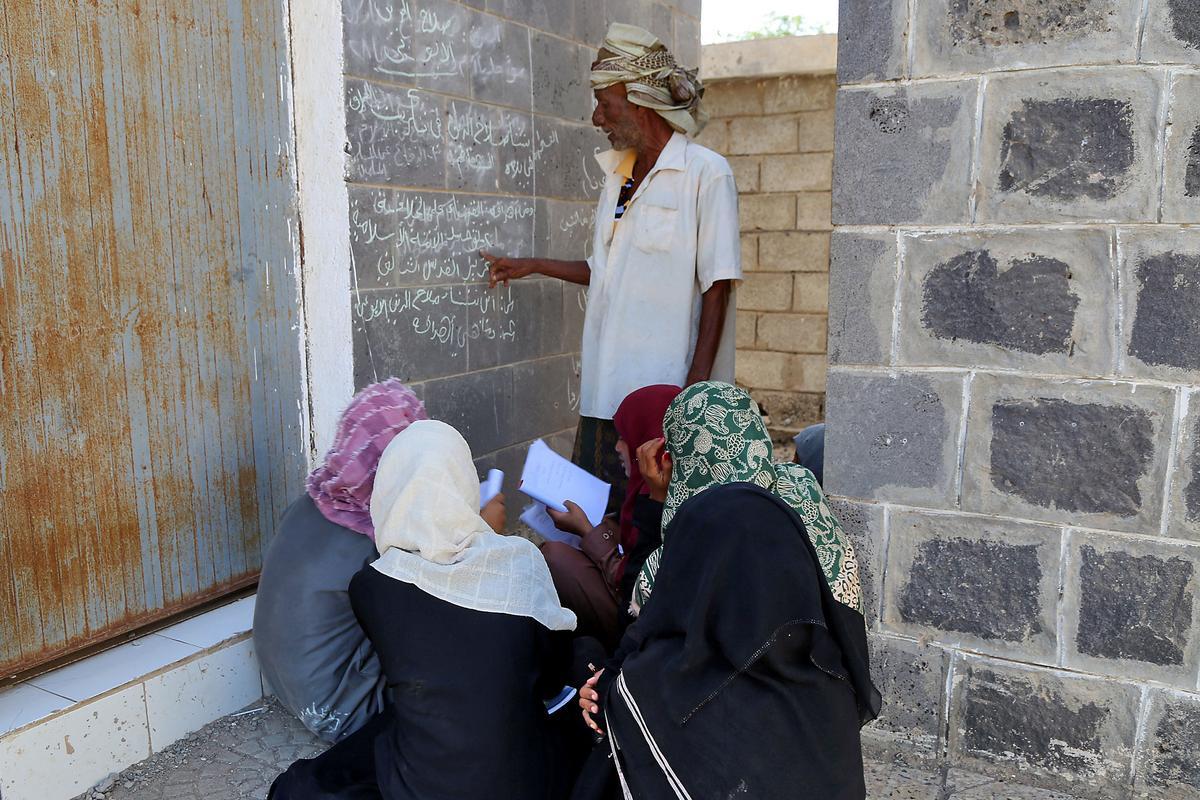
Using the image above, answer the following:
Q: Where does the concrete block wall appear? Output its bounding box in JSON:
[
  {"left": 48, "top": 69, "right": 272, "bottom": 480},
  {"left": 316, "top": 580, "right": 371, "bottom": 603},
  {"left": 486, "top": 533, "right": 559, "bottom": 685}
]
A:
[
  {"left": 700, "top": 37, "right": 838, "bottom": 438},
  {"left": 339, "top": 0, "right": 700, "bottom": 485},
  {"left": 831, "top": 2, "right": 1200, "bottom": 797}
]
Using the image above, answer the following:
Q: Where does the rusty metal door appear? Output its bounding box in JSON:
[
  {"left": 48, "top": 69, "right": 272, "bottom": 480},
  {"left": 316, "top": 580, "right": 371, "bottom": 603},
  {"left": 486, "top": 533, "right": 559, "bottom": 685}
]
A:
[{"left": 0, "top": 0, "right": 304, "bottom": 676}]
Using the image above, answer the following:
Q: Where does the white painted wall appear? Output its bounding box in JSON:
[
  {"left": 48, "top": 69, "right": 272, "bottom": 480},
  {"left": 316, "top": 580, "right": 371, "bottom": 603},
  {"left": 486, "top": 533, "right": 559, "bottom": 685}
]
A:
[{"left": 287, "top": 0, "right": 355, "bottom": 465}]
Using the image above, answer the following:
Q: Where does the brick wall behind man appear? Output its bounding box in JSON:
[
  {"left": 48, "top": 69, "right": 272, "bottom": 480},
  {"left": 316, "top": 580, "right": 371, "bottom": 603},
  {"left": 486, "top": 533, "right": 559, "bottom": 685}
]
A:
[
  {"left": 698, "top": 45, "right": 837, "bottom": 440},
  {"left": 832, "top": 2, "right": 1200, "bottom": 797}
]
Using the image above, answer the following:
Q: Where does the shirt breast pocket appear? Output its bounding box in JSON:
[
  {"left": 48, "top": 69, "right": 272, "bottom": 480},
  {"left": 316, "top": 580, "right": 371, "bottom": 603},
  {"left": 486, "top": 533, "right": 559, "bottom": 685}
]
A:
[{"left": 633, "top": 201, "right": 678, "bottom": 253}]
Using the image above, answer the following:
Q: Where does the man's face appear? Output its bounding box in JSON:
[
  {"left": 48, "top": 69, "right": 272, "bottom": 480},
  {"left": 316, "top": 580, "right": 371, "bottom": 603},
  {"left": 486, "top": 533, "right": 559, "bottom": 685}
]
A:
[{"left": 592, "top": 83, "right": 644, "bottom": 150}]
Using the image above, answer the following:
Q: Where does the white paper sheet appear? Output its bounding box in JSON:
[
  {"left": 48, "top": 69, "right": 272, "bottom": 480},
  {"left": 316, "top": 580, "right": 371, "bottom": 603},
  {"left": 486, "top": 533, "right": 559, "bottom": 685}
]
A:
[
  {"left": 479, "top": 468, "right": 504, "bottom": 509},
  {"left": 518, "top": 439, "right": 610, "bottom": 526},
  {"left": 520, "top": 503, "right": 582, "bottom": 550}
]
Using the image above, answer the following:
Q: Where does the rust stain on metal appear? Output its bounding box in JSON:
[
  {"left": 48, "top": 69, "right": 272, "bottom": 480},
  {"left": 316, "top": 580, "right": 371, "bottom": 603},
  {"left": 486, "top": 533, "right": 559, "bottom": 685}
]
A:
[{"left": 0, "top": 0, "right": 304, "bottom": 676}]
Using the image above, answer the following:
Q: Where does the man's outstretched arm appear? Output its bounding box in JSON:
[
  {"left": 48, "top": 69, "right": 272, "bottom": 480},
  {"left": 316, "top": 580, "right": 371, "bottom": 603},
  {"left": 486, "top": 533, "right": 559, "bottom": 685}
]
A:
[{"left": 480, "top": 251, "right": 591, "bottom": 287}]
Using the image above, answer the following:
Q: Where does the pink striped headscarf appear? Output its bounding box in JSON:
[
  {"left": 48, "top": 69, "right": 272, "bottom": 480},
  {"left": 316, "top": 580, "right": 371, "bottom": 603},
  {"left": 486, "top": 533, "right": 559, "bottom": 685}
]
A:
[{"left": 306, "top": 379, "right": 428, "bottom": 538}]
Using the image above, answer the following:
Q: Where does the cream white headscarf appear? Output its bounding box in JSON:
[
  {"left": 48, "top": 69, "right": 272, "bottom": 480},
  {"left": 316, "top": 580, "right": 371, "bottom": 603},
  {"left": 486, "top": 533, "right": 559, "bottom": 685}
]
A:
[
  {"left": 590, "top": 22, "right": 707, "bottom": 136},
  {"left": 370, "top": 420, "right": 576, "bottom": 632}
]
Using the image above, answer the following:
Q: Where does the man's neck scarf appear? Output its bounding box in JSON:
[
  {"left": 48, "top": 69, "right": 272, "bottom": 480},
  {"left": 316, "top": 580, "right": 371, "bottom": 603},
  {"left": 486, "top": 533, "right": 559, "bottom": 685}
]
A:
[{"left": 590, "top": 23, "right": 707, "bottom": 137}]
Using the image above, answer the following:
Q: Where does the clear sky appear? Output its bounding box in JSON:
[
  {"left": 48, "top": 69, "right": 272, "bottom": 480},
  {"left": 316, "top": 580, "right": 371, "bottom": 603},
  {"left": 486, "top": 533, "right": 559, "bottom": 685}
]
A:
[{"left": 702, "top": 0, "right": 839, "bottom": 43}]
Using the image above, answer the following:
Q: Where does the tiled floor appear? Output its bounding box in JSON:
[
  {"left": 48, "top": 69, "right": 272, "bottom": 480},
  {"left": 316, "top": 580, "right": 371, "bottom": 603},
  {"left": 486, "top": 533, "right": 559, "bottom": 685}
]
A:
[
  {"left": 26, "top": 636, "right": 201, "bottom": 703},
  {"left": 0, "top": 683, "right": 72, "bottom": 734},
  {"left": 156, "top": 598, "right": 256, "bottom": 650}
]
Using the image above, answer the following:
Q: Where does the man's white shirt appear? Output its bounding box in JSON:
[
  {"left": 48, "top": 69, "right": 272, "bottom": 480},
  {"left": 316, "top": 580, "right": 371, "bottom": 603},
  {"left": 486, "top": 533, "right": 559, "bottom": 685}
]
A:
[{"left": 579, "top": 132, "right": 743, "bottom": 420}]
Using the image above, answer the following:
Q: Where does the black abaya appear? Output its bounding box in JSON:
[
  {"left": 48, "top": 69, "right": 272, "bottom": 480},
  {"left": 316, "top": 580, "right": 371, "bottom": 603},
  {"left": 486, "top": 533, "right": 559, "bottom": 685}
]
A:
[
  {"left": 596, "top": 483, "right": 881, "bottom": 800},
  {"left": 270, "top": 566, "right": 574, "bottom": 800}
]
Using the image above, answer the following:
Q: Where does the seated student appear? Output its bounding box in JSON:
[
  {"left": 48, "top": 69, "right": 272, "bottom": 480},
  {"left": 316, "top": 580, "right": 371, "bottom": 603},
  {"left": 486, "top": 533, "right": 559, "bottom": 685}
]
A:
[
  {"left": 269, "top": 420, "right": 578, "bottom": 800},
  {"left": 578, "top": 382, "right": 880, "bottom": 800},
  {"left": 792, "top": 421, "right": 826, "bottom": 486},
  {"left": 540, "top": 385, "right": 682, "bottom": 649},
  {"left": 254, "top": 379, "right": 427, "bottom": 742}
]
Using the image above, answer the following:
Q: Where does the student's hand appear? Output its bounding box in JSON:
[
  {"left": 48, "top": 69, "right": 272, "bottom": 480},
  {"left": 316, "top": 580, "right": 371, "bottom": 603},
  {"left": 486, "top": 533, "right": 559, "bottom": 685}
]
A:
[
  {"left": 546, "top": 500, "right": 591, "bottom": 537},
  {"left": 579, "top": 669, "right": 605, "bottom": 736},
  {"left": 480, "top": 251, "right": 533, "bottom": 288},
  {"left": 636, "top": 438, "right": 672, "bottom": 503},
  {"left": 481, "top": 493, "right": 507, "bottom": 534}
]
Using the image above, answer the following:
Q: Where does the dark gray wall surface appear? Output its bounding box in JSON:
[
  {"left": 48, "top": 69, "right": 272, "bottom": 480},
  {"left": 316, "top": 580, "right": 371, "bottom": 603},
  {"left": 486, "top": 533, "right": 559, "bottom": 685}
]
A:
[{"left": 340, "top": 0, "right": 701, "bottom": 476}]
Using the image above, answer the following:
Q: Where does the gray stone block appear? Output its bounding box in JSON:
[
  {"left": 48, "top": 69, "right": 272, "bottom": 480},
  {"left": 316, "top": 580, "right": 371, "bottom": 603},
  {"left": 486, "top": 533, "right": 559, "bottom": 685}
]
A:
[
  {"left": 647, "top": 3, "right": 675, "bottom": 52},
  {"left": 1141, "top": 0, "right": 1200, "bottom": 65},
  {"left": 862, "top": 634, "right": 950, "bottom": 760},
  {"left": 351, "top": 286, "right": 469, "bottom": 385},
  {"left": 467, "top": 13, "right": 534, "bottom": 111},
  {"left": 467, "top": 279, "right": 565, "bottom": 370},
  {"left": 509, "top": 355, "right": 580, "bottom": 443},
  {"left": 977, "top": 69, "right": 1166, "bottom": 223},
  {"left": 948, "top": 657, "right": 1140, "bottom": 796},
  {"left": 344, "top": 79, "right": 445, "bottom": 188},
  {"left": 563, "top": 284, "right": 587, "bottom": 352},
  {"left": 837, "top": 0, "right": 907, "bottom": 84},
  {"left": 1118, "top": 228, "right": 1200, "bottom": 380},
  {"left": 574, "top": 0, "right": 608, "bottom": 47},
  {"left": 473, "top": 441, "right": 532, "bottom": 507},
  {"left": 531, "top": 33, "right": 594, "bottom": 124},
  {"left": 833, "top": 81, "right": 978, "bottom": 225},
  {"left": 824, "top": 370, "right": 965, "bottom": 507},
  {"left": 423, "top": 366, "right": 516, "bottom": 455},
  {"left": 672, "top": 0, "right": 701, "bottom": 21},
  {"left": 1134, "top": 689, "right": 1200, "bottom": 799},
  {"left": 532, "top": 118, "right": 608, "bottom": 201},
  {"left": 1063, "top": 533, "right": 1200, "bottom": 687},
  {"left": 1162, "top": 74, "right": 1200, "bottom": 223},
  {"left": 349, "top": 188, "right": 535, "bottom": 291},
  {"left": 827, "top": 231, "right": 898, "bottom": 367},
  {"left": 445, "top": 100, "right": 536, "bottom": 194},
  {"left": 962, "top": 374, "right": 1175, "bottom": 534},
  {"left": 535, "top": 199, "right": 595, "bottom": 261},
  {"left": 899, "top": 229, "right": 1116, "bottom": 375},
  {"left": 829, "top": 499, "right": 885, "bottom": 627},
  {"left": 604, "top": 0, "right": 640, "bottom": 29},
  {"left": 418, "top": 1, "right": 486, "bottom": 98},
  {"left": 342, "top": 0, "right": 480, "bottom": 97},
  {"left": 1167, "top": 392, "right": 1200, "bottom": 543},
  {"left": 946, "top": 770, "right": 1091, "bottom": 799},
  {"left": 911, "top": 0, "right": 1141, "bottom": 78},
  {"left": 487, "top": 0, "right": 574, "bottom": 33},
  {"left": 347, "top": 186, "right": 396, "bottom": 291},
  {"left": 883, "top": 511, "right": 1062, "bottom": 662},
  {"left": 862, "top": 761, "right": 945, "bottom": 798},
  {"left": 672, "top": 12, "right": 701, "bottom": 70}
]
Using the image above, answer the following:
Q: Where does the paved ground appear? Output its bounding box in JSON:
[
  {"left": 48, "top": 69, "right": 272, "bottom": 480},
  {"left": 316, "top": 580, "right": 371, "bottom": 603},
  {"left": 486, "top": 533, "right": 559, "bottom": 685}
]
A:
[{"left": 74, "top": 697, "right": 1087, "bottom": 800}]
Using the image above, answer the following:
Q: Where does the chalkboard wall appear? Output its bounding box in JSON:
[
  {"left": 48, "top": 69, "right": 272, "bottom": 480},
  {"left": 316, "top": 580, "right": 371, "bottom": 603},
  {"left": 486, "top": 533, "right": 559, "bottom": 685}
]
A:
[{"left": 342, "top": 0, "right": 702, "bottom": 483}]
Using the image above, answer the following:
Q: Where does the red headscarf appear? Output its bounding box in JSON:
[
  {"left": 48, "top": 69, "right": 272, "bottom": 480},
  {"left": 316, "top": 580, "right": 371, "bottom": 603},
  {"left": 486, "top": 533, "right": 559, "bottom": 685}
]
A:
[{"left": 612, "top": 384, "right": 682, "bottom": 563}]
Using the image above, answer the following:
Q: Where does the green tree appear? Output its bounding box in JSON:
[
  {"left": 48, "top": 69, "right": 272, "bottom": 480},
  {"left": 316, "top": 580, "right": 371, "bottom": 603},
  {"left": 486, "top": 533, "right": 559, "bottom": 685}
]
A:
[{"left": 731, "top": 12, "right": 830, "bottom": 41}]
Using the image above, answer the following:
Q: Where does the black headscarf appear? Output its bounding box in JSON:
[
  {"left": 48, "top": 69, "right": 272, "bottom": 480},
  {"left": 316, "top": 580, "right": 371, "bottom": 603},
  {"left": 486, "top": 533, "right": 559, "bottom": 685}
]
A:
[{"left": 598, "top": 482, "right": 881, "bottom": 800}]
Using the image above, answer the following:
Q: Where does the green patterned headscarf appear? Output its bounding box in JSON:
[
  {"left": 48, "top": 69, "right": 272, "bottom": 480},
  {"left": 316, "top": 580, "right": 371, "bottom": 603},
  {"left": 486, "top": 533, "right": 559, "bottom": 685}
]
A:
[{"left": 631, "top": 382, "right": 863, "bottom": 616}]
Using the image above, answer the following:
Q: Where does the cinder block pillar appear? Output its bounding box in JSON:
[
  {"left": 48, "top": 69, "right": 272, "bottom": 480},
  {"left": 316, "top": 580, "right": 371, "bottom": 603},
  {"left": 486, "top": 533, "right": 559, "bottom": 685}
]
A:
[{"left": 831, "top": 2, "right": 1200, "bottom": 796}]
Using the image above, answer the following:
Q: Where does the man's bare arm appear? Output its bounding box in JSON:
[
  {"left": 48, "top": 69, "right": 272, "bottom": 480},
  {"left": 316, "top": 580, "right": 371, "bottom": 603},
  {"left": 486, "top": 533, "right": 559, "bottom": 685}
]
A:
[
  {"left": 686, "top": 279, "right": 733, "bottom": 385},
  {"left": 480, "top": 251, "right": 590, "bottom": 287}
]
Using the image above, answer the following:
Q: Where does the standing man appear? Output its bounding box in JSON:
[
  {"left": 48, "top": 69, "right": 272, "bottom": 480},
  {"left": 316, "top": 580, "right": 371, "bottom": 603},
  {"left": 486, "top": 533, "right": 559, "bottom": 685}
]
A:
[{"left": 482, "top": 23, "right": 741, "bottom": 495}]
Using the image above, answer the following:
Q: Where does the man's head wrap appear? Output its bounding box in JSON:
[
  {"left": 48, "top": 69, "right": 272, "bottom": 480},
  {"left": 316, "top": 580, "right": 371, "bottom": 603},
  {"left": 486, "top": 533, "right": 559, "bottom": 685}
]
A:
[{"left": 590, "top": 23, "right": 707, "bottom": 137}]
